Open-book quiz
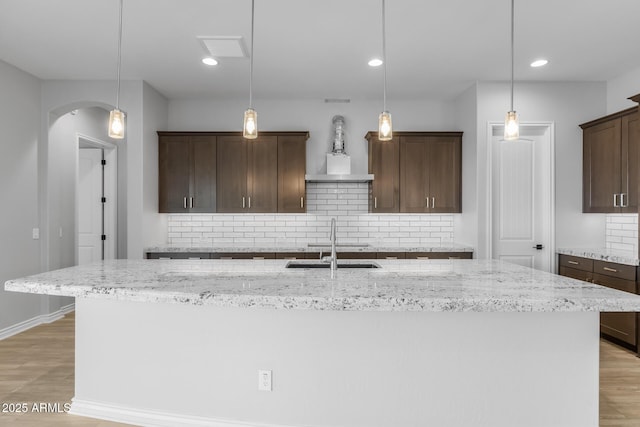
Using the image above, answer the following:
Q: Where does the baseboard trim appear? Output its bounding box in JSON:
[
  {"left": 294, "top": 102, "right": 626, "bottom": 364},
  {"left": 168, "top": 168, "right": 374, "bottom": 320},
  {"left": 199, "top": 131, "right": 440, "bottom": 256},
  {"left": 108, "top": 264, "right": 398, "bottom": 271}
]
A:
[
  {"left": 0, "top": 303, "right": 75, "bottom": 340},
  {"left": 69, "top": 398, "right": 298, "bottom": 427}
]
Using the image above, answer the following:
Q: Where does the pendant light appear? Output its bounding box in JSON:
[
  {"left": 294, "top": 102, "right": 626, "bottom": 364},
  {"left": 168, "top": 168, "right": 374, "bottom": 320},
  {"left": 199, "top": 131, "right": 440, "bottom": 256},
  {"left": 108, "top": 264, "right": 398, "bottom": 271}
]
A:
[
  {"left": 108, "top": 0, "right": 125, "bottom": 139},
  {"left": 378, "top": 0, "right": 392, "bottom": 141},
  {"left": 243, "top": 0, "right": 258, "bottom": 139},
  {"left": 504, "top": 0, "right": 519, "bottom": 140}
]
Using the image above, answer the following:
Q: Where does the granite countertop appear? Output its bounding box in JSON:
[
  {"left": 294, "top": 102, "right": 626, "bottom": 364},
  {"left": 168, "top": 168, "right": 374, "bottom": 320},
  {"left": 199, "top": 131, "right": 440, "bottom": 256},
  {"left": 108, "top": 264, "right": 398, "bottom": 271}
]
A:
[
  {"left": 145, "top": 243, "right": 474, "bottom": 253},
  {"left": 6, "top": 259, "right": 640, "bottom": 313},
  {"left": 557, "top": 248, "right": 639, "bottom": 266}
]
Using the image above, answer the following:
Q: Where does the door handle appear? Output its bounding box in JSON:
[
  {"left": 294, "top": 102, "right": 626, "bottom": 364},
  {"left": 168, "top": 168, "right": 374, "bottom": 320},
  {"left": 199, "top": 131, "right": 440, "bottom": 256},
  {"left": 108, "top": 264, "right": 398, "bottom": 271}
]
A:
[
  {"left": 242, "top": 196, "right": 246, "bottom": 209},
  {"left": 532, "top": 244, "right": 544, "bottom": 250},
  {"left": 374, "top": 197, "right": 377, "bottom": 209},
  {"left": 248, "top": 196, "right": 251, "bottom": 209},
  {"left": 621, "top": 193, "right": 627, "bottom": 208},
  {"left": 301, "top": 197, "right": 304, "bottom": 209},
  {"left": 183, "top": 197, "right": 187, "bottom": 209},
  {"left": 432, "top": 197, "right": 435, "bottom": 209},
  {"left": 189, "top": 197, "right": 194, "bottom": 209},
  {"left": 613, "top": 193, "right": 620, "bottom": 207}
]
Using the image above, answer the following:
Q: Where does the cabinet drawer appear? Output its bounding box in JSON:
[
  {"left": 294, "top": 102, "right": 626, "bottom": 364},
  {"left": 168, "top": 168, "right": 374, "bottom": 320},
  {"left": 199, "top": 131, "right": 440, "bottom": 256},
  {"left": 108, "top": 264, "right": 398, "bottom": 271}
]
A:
[
  {"left": 376, "top": 252, "right": 406, "bottom": 260},
  {"left": 559, "top": 266, "right": 592, "bottom": 282},
  {"left": 558, "top": 255, "right": 593, "bottom": 272},
  {"left": 601, "top": 312, "right": 637, "bottom": 346},
  {"left": 593, "top": 260, "right": 636, "bottom": 281},
  {"left": 591, "top": 272, "right": 636, "bottom": 294},
  {"left": 146, "top": 252, "right": 210, "bottom": 259}
]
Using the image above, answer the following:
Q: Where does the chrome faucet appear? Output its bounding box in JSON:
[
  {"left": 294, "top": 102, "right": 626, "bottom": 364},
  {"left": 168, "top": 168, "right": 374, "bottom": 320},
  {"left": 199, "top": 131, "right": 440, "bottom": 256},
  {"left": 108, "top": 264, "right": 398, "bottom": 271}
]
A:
[{"left": 321, "top": 218, "right": 337, "bottom": 272}]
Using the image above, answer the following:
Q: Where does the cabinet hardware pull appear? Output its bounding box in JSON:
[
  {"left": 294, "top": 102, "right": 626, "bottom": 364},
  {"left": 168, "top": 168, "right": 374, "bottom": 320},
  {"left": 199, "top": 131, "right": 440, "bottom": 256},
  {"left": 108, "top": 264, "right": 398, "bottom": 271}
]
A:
[
  {"left": 567, "top": 260, "right": 579, "bottom": 265},
  {"left": 183, "top": 197, "right": 187, "bottom": 209},
  {"left": 416, "top": 256, "right": 430, "bottom": 260},
  {"left": 242, "top": 196, "right": 246, "bottom": 209},
  {"left": 613, "top": 193, "right": 619, "bottom": 207},
  {"left": 248, "top": 197, "right": 251, "bottom": 209},
  {"left": 603, "top": 267, "right": 618, "bottom": 273},
  {"left": 621, "top": 193, "right": 627, "bottom": 207},
  {"left": 425, "top": 197, "right": 429, "bottom": 207},
  {"left": 432, "top": 197, "right": 435, "bottom": 209},
  {"left": 301, "top": 197, "right": 304, "bottom": 209},
  {"left": 189, "top": 197, "right": 194, "bottom": 209},
  {"left": 374, "top": 197, "right": 377, "bottom": 209}
]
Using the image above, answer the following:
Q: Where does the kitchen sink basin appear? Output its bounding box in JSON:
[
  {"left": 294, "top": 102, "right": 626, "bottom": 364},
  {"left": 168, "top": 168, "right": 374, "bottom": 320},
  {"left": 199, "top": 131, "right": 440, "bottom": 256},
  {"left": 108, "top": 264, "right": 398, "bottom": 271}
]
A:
[{"left": 285, "top": 260, "right": 380, "bottom": 269}]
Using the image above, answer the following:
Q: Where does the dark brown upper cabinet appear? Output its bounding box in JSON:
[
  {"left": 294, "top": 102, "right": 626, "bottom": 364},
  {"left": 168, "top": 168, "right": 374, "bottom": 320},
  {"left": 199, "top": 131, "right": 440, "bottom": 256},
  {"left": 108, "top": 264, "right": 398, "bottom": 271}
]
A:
[
  {"left": 366, "top": 132, "right": 400, "bottom": 213},
  {"left": 158, "top": 133, "right": 216, "bottom": 213},
  {"left": 278, "top": 134, "right": 307, "bottom": 213},
  {"left": 370, "top": 132, "right": 462, "bottom": 213},
  {"left": 217, "top": 134, "right": 278, "bottom": 213},
  {"left": 581, "top": 107, "right": 639, "bottom": 213}
]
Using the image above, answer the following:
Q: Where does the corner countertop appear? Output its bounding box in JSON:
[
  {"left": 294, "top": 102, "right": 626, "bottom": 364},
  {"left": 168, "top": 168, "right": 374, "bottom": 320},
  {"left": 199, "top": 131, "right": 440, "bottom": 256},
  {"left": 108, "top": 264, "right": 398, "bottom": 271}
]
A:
[
  {"left": 6, "top": 259, "right": 640, "bottom": 313},
  {"left": 145, "top": 243, "right": 474, "bottom": 253},
  {"left": 557, "top": 248, "right": 639, "bottom": 266}
]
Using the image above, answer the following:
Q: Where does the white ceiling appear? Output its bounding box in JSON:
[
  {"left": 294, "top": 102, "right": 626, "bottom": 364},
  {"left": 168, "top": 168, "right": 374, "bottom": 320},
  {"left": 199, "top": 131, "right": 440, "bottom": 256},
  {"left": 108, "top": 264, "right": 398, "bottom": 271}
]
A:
[{"left": 1, "top": 0, "right": 639, "bottom": 101}]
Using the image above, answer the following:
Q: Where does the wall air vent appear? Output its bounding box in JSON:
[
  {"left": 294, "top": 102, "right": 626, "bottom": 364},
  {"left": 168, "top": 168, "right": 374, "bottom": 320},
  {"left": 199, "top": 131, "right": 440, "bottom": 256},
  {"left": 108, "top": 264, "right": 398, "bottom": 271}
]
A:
[
  {"left": 198, "top": 36, "right": 248, "bottom": 58},
  {"left": 324, "top": 98, "right": 351, "bottom": 103}
]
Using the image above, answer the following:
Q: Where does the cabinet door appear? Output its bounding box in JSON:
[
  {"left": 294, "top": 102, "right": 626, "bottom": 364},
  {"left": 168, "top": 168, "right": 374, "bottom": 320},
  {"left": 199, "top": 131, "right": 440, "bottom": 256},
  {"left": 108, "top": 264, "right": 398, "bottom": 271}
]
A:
[
  {"left": 190, "top": 136, "right": 216, "bottom": 213},
  {"left": 621, "top": 112, "right": 639, "bottom": 212},
  {"left": 159, "top": 135, "right": 191, "bottom": 213},
  {"left": 428, "top": 136, "right": 461, "bottom": 213},
  {"left": 400, "top": 136, "right": 429, "bottom": 213},
  {"left": 278, "top": 135, "right": 307, "bottom": 213},
  {"left": 247, "top": 136, "right": 278, "bottom": 212},
  {"left": 369, "top": 135, "right": 399, "bottom": 213},
  {"left": 592, "top": 272, "right": 637, "bottom": 346},
  {"left": 583, "top": 119, "right": 622, "bottom": 213},
  {"left": 217, "top": 136, "right": 248, "bottom": 212}
]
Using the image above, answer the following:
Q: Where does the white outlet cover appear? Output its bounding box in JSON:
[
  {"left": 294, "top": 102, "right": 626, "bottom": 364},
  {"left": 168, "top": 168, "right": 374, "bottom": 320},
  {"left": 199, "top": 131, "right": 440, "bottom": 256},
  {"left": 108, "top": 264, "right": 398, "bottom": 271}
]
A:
[
  {"left": 32, "top": 228, "right": 40, "bottom": 240},
  {"left": 258, "top": 369, "right": 272, "bottom": 392}
]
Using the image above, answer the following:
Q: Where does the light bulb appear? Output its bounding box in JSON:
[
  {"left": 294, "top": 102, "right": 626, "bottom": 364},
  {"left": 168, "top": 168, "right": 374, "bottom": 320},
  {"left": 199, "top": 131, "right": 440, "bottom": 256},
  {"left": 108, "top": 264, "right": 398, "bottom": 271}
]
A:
[
  {"left": 108, "top": 109, "right": 125, "bottom": 139},
  {"left": 504, "top": 111, "right": 519, "bottom": 140},
  {"left": 243, "top": 108, "right": 258, "bottom": 139},
  {"left": 378, "top": 111, "right": 392, "bottom": 141}
]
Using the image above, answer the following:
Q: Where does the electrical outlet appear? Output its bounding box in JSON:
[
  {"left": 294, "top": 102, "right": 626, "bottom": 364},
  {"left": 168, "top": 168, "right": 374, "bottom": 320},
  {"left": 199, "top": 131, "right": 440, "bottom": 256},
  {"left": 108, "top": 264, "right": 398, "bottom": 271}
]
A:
[
  {"left": 258, "top": 370, "right": 272, "bottom": 392},
  {"left": 32, "top": 228, "right": 39, "bottom": 240}
]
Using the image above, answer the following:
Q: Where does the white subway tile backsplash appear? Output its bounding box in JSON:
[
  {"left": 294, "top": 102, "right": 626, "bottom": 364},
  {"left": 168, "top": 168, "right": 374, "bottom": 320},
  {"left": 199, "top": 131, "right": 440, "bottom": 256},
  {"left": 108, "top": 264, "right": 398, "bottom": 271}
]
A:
[
  {"left": 605, "top": 214, "right": 637, "bottom": 253},
  {"left": 166, "top": 182, "right": 457, "bottom": 247}
]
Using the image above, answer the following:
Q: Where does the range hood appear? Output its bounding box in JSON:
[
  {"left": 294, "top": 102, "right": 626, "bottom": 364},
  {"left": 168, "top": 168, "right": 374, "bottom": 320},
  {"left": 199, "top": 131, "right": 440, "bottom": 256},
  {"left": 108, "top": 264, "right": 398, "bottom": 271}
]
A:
[{"left": 305, "top": 174, "right": 374, "bottom": 182}]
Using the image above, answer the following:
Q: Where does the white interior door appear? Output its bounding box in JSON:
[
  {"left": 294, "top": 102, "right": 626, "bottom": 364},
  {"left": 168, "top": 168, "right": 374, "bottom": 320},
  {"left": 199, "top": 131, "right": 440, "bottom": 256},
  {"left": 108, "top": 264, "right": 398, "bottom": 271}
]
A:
[
  {"left": 491, "top": 124, "right": 553, "bottom": 271},
  {"left": 78, "top": 148, "right": 103, "bottom": 264}
]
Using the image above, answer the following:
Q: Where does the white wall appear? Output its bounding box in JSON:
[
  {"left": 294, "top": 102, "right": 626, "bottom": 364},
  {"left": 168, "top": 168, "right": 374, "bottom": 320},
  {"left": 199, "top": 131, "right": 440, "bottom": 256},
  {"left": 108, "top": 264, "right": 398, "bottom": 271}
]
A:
[
  {"left": 606, "top": 65, "right": 640, "bottom": 113},
  {"left": 142, "top": 83, "right": 169, "bottom": 247},
  {"left": 168, "top": 97, "right": 456, "bottom": 176},
  {"left": 0, "top": 60, "right": 45, "bottom": 331},
  {"left": 475, "top": 82, "right": 608, "bottom": 259}
]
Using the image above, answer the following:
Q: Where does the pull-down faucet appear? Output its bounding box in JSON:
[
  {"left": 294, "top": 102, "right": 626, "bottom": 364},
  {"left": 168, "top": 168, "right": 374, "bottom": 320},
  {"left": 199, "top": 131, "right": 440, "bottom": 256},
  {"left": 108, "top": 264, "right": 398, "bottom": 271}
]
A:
[{"left": 321, "top": 218, "right": 337, "bottom": 272}]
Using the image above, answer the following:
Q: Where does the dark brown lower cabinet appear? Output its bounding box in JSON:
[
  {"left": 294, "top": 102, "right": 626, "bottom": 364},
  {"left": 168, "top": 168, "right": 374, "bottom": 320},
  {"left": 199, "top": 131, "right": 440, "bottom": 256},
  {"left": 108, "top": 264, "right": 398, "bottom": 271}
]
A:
[
  {"left": 559, "top": 254, "right": 638, "bottom": 350},
  {"left": 148, "top": 250, "right": 472, "bottom": 260}
]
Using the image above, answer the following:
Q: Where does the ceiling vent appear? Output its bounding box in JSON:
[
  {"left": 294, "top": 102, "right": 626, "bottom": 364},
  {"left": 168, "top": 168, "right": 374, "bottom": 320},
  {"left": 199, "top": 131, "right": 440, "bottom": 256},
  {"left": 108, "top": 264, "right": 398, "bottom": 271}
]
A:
[
  {"left": 324, "top": 98, "right": 351, "bottom": 103},
  {"left": 198, "top": 36, "right": 248, "bottom": 58}
]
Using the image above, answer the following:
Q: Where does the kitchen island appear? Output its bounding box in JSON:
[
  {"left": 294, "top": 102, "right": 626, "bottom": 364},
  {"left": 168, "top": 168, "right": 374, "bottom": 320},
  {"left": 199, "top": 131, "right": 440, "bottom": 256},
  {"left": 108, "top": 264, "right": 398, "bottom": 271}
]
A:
[{"left": 6, "top": 259, "right": 640, "bottom": 427}]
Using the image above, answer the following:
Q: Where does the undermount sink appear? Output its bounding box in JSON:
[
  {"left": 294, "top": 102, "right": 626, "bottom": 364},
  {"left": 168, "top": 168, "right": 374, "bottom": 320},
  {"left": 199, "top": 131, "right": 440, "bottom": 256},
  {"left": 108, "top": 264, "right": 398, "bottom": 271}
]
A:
[
  {"left": 306, "top": 243, "right": 371, "bottom": 248},
  {"left": 285, "top": 260, "right": 381, "bottom": 269}
]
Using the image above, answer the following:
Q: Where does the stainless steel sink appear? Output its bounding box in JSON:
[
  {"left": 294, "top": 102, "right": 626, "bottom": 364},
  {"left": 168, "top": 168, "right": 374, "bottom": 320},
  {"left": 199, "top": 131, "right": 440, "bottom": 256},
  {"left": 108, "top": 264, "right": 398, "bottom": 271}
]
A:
[{"left": 285, "top": 260, "right": 380, "bottom": 269}]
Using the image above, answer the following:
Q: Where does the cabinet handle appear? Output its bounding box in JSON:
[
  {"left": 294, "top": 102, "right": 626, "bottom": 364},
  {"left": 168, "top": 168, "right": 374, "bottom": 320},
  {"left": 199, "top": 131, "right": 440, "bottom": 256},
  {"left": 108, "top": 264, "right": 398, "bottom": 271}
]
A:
[
  {"left": 432, "top": 197, "right": 435, "bottom": 209},
  {"left": 242, "top": 196, "right": 246, "bottom": 209},
  {"left": 248, "top": 197, "right": 251, "bottom": 209},
  {"left": 189, "top": 197, "right": 194, "bottom": 209},
  {"left": 603, "top": 267, "right": 618, "bottom": 273},
  {"left": 613, "top": 193, "right": 619, "bottom": 207},
  {"left": 374, "top": 197, "right": 378, "bottom": 209},
  {"left": 425, "top": 197, "right": 429, "bottom": 207},
  {"left": 300, "top": 197, "right": 304, "bottom": 209},
  {"left": 621, "top": 193, "right": 627, "bottom": 208},
  {"left": 567, "top": 260, "right": 579, "bottom": 265},
  {"left": 183, "top": 197, "right": 187, "bottom": 209},
  {"left": 416, "top": 256, "right": 430, "bottom": 260}
]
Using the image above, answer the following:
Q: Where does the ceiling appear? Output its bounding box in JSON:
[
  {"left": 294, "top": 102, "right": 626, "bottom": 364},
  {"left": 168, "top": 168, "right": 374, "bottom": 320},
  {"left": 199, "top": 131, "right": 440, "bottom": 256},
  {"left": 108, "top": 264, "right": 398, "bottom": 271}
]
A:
[{"left": 1, "top": 0, "right": 639, "bottom": 101}]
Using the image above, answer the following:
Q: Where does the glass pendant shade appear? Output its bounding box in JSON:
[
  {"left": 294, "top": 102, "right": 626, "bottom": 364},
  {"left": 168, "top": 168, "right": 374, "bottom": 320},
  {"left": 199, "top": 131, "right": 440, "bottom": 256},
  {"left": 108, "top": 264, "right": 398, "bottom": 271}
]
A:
[
  {"left": 504, "top": 110, "right": 519, "bottom": 140},
  {"left": 378, "top": 111, "right": 392, "bottom": 141},
  {"left": 108, "top": 109, "right": 125, "bottom": 139},
  {"left": 243, "top": 108, "right": 258, "bottom": 139}
]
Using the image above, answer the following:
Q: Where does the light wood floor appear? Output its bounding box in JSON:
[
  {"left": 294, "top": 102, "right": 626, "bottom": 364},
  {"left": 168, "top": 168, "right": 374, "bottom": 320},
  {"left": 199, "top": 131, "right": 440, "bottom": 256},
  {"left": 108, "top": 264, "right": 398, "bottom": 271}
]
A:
[{"left": 1, "top": 313, "right": 640, "bottom": 426}]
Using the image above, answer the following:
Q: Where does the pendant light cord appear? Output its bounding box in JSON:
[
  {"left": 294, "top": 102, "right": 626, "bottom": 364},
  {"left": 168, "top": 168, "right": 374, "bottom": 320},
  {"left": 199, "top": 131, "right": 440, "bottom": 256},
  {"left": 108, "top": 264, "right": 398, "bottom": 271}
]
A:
[
  {"left": 249, "top": 0, "right": 254, "bottom": 109},
  {"left": 116, "top": 0, "right": 123, "bottom": 110},
  {"left": 510, "top": 0, "right": 514, "bottom": 111},
  {"left": 382, "top": 0, "right": 387, "bottom": 111}
]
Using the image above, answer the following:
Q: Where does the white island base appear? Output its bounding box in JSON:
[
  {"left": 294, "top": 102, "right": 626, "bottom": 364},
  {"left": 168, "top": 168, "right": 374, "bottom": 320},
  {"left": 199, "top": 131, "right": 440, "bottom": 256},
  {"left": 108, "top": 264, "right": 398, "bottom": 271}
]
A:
[{"left": 69, "top": 298, "right": 599, "bottom": 427}]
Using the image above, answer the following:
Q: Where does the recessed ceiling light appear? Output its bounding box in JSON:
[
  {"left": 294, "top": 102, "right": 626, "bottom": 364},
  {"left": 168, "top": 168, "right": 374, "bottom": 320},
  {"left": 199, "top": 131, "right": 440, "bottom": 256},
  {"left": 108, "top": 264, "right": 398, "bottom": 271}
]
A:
[
  {"left": 202, "top": 57, "right": 218, "bottom": 66},
  {"left": 530, "top": 59, "right": 548, "bottom": 68},
  {"left": 368, "top": 58, "right": 383, "bottom": 67}
]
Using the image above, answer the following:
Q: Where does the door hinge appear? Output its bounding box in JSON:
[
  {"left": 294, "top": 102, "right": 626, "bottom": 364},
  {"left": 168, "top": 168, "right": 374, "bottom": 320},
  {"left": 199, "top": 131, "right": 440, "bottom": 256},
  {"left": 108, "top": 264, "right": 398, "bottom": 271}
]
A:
[
  {"left": 101, "top": 197, "right": 107, "bottom": 203},
  {"left": 101, "top": 235, "right": 106, "bottom": 241},
  {"left": 101, "top": 159, "right": 107, "bottom": 166}
]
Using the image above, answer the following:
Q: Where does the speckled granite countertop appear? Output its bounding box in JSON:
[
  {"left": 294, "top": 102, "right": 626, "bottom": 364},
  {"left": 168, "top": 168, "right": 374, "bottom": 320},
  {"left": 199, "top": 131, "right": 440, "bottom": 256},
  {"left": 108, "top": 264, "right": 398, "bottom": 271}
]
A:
[
  {"left": 557, "top": 248, "right": 639, "bottom": 266},
  {"left": 6, "top": 259, "right": 640, "bottom": 312},
  {"left": 145, "top": 243, "right": 474, "bottom": 253}
]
